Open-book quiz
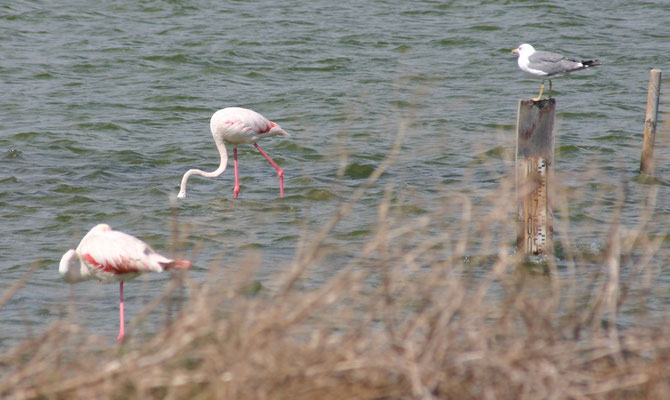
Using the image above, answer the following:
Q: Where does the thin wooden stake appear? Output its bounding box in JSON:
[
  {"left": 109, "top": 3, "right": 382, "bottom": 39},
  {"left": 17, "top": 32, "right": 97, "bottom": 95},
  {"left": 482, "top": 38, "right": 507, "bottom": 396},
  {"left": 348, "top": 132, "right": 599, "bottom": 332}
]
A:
[
  {"left": 640, "top": 68, "right": 662, "bottom": 175},
  {"left": 516, "top": 99, "right": 555, "bottom": 255}
]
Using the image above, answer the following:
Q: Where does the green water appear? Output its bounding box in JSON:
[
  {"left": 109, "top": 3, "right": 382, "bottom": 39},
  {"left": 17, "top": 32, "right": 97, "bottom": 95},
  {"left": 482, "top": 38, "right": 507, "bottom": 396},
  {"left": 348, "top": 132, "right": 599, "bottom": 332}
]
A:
[{"left": 2, "top": 0, "right": 670, "bottom": 345}]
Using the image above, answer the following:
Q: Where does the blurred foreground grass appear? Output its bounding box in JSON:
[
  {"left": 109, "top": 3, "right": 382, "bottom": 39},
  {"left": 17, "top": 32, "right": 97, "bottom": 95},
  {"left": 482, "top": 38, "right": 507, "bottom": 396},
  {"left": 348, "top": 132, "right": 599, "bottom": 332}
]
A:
[{"left": 3, "top": 131, "right": 670, "bottom": 400}]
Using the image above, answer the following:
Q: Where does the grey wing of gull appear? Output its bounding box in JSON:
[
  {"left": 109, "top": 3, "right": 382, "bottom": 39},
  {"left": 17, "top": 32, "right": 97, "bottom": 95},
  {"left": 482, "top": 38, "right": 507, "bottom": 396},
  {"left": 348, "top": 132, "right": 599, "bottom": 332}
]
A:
[{"left": 528, "top": 51, "right": 584, "bottom": 76}]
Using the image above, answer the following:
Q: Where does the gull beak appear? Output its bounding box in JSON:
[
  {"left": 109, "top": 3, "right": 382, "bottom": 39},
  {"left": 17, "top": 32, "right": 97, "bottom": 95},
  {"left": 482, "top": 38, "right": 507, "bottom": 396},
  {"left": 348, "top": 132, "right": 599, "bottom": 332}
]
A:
[{"left": 511, "top": 48, "right": 519, "bottom": 54}]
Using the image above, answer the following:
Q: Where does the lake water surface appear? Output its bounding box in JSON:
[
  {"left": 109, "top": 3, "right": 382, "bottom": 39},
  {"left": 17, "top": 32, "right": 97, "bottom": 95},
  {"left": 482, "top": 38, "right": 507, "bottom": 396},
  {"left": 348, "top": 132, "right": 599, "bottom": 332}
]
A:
[{"left": 2, "top": 0, "right": 670, "bottom": 347}]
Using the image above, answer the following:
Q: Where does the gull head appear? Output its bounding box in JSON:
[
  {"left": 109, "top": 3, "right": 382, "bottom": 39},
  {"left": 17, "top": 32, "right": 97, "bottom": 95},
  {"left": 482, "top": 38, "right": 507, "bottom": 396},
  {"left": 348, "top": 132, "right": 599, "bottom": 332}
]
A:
[{"left": 511, "top": 43, "right": 535, "bottom": 56}]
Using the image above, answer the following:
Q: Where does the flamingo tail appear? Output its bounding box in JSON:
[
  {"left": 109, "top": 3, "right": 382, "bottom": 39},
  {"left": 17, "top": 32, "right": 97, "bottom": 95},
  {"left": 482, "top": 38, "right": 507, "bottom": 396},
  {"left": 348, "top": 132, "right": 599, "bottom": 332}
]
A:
[{"left": 160, "top": 259, "right": 192, "bottom": 270}]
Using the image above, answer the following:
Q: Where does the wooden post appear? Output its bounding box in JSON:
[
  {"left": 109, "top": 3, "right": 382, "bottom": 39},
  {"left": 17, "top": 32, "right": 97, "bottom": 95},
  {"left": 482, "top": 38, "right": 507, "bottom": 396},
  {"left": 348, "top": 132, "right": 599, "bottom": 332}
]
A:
[
  {"left": 640, "top": 69, "right": 662, "bottom": 175},
  {"left": 516, "top": 99, "right": 555, "bottom": 255}
]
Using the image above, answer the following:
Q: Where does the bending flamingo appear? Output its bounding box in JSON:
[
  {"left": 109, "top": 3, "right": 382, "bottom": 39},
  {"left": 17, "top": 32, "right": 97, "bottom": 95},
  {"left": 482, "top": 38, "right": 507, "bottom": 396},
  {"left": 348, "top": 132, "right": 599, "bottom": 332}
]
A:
[
  {"left": 59, "top": 223, "right": 191, "bottom": 342},
  {"left": 177, "top": 107, "right": 289, "bottom": 199}
]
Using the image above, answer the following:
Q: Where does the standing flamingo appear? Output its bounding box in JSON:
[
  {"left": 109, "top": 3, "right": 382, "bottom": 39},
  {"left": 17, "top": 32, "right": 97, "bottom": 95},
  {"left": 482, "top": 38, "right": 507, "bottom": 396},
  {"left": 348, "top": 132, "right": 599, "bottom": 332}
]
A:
[
  {"left": 177, "top": 107, "right": 289, "bottom": 199},
  {"left": 59, "top": 223, "right": 191, "bottom": 342}
]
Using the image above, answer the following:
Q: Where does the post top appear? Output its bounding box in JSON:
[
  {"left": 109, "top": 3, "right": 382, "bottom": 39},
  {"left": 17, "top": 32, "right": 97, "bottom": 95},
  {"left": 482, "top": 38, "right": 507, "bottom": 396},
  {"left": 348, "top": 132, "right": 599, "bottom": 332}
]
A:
[{"left": 520, "top": 98, "right": 556, "bottom": 108}]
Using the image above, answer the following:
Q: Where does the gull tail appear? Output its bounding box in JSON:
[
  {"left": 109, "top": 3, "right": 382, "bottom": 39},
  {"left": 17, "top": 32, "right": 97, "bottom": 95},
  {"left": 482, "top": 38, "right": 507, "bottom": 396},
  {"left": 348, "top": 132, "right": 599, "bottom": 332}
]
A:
[
  {"left": 582, "top": 59, "right": 601, "bottom": 68},
  {"left": 564, "top": 59, "right": 601, "bottom": 74}
]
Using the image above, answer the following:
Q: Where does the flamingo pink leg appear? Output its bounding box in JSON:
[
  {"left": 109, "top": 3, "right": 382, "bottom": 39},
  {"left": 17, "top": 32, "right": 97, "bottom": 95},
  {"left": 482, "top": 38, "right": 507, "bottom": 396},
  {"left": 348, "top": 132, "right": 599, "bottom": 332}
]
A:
[
  {"left": 233, "top": 147, "right": 240, "bottom": 198},
  {"left": 117, "top": 281, "right": 125, "bottom": 342},
  {"left": 254, "top": 143, "right": 284, "bottom": 198}
]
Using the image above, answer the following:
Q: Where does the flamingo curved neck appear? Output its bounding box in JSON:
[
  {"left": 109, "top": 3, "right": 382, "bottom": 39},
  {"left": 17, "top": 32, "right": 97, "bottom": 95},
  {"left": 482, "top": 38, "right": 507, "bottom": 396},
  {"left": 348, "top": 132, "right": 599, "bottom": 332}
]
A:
[{"left": 178, "top": 137, "right": 229, "bottom": 199}]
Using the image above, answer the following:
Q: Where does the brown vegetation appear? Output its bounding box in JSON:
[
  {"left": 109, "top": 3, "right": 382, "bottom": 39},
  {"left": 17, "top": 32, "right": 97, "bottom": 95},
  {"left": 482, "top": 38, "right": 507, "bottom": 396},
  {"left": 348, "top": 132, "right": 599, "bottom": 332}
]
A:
[{"left": 2, "top": 133, "right": 670, "bottom": 400}]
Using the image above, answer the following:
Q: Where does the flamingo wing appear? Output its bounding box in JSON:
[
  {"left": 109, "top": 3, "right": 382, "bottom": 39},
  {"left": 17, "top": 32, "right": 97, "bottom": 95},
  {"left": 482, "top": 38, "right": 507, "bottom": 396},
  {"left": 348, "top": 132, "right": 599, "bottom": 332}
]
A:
[
  {"left": 236, "top": 108, "right": 277, "bottom": 134},
  {"left": 212, "top": 107, "right": 286, "bottom": 143},
  {"left": 78, "top": 228, "right": 169, "bottom": 277}
]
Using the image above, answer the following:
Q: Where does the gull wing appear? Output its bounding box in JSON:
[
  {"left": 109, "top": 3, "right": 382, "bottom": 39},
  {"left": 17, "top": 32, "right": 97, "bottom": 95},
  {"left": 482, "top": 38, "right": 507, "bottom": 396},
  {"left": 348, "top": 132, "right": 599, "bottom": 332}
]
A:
[{"left": 528, "top": 51, "right": 586, "bottom": 76}]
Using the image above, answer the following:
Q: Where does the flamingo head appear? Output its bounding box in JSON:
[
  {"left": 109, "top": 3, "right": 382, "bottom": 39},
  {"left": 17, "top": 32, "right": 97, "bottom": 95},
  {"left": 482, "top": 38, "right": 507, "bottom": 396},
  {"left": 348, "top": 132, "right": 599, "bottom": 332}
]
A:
[{"left": 59, "top": 249, "right": 80, "bottom": 282}]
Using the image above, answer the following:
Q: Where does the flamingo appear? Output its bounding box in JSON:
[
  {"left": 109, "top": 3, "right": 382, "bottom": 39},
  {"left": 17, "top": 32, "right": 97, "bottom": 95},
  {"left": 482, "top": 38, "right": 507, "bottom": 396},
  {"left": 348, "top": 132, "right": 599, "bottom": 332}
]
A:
[
  {"left": 59, "top": 223, "right": 191, "bottom": 342},
  {"left": 177, "top": 107, "right": 289, "bottom": 199}
]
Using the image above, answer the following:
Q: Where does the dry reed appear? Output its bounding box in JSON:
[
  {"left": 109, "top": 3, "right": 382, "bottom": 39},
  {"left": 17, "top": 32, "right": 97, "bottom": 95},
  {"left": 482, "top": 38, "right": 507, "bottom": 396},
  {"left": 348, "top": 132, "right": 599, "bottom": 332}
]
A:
[{"left": 2, "top": 129, "right": 670, "bottom": 400}]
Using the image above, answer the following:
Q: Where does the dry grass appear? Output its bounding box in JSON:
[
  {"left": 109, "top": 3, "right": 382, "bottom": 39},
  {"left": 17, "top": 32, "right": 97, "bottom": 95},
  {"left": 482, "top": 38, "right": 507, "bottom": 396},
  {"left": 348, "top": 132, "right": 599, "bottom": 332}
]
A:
[{"left": 3, "top": 131, "right": 670, "bottom": 400}]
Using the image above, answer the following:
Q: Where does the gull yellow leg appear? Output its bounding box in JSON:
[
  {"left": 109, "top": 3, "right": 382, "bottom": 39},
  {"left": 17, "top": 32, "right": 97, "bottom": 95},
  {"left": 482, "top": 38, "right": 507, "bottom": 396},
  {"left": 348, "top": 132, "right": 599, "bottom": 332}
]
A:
[
  {"left": 546, "top": 80, "right": 552, "bottom": 99},
  {"left": 532, "top": 80, "right": 545, "bottom": 101}
]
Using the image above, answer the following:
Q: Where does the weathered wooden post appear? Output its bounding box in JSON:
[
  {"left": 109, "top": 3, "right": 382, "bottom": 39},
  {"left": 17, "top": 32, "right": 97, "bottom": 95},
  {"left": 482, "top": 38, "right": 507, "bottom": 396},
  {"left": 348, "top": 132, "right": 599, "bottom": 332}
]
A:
[
  {"left": 640, "top": 68, "right": 662, "bottom": 175},
  {"left": 516, "top": 99, "right": 555, "bottom": 255}
]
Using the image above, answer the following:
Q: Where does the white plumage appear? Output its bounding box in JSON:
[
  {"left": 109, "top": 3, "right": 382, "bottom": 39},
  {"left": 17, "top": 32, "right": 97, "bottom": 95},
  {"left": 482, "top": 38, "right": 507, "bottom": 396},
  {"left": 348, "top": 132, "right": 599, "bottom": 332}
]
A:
[
  {"left": 59, "top": 223, "right": 190, "bottom": 341},
  {"left": 512, "top": 43, "right": 600, "bottom": 100}
]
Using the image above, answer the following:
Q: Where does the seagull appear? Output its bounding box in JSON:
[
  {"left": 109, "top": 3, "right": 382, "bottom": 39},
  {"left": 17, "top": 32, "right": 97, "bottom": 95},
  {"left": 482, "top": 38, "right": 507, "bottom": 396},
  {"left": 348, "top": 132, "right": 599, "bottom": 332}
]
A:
[
  {"left": 512, "top": 43, "right": 600, "bottom": 101},
  {"left": 178, "top": 107, "right": 289, "bottom": 199},
  {"left": 59, "top": 223, "right": 191, "bottom": 341}
]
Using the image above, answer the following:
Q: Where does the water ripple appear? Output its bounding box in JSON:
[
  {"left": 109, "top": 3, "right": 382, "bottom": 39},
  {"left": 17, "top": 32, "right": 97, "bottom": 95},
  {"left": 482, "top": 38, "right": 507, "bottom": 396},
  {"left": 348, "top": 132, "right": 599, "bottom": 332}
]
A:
[{"left": 1, "top": 0, "right": 670, "bottom": 347}]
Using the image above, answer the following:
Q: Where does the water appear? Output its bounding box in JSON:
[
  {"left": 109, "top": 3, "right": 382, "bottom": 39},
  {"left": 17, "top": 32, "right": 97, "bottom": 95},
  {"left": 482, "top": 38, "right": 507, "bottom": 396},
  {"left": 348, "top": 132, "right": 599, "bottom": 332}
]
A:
[{"left": 2, "top": 0, "right": 670, "bottom": 346}]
